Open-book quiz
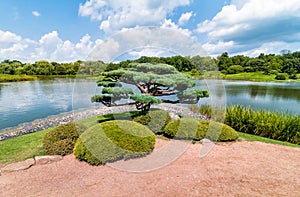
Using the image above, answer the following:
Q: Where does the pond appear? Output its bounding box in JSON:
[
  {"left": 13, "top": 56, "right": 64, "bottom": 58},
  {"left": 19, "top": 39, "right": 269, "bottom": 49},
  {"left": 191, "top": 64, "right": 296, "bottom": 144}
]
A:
[{"left": 0, "top": 78, "right": 299, "bottom": 131}]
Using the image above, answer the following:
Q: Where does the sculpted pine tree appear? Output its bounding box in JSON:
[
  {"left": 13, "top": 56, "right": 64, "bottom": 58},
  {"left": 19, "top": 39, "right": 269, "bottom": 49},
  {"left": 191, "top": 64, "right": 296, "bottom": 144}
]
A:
[{"left": 91, "top": 63, "right": 209, "bottom": 111}]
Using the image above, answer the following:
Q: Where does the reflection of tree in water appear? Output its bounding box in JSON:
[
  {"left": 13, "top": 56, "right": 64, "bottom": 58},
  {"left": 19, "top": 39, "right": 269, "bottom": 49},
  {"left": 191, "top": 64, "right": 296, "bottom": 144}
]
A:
[
  {"left": 247, "top": 84, "right": 300, "bottom": 102},
  {"left": 249, "top": 85, "right": 267, "bottom": 99}
]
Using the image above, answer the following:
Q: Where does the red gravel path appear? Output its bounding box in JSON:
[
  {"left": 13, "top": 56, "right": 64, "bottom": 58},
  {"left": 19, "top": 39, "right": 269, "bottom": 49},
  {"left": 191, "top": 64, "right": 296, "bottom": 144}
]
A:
[{"left": 1, "top": 140, "right": 300, "bottom": 196}]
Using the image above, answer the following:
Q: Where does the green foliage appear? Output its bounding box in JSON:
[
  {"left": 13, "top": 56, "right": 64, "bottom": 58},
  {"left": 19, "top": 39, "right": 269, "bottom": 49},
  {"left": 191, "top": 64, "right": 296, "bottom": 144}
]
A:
[
  {"left": 91, "top": 94, "right": 112, "bottom": 102},
  {"left": 227, "top": 65, "right": 244, "bottom": 74},
  {"left": 0, "top": 74, "right": 37, "bottom": 82},
  {"left": 102, "top": 87, "right": 133, "bottom": 95},
  {"left": 130, "top": 94, "right": 161, "bottom": 105},
  {"left": 73, "top": 120, "right": 155, "bottom": 165},
  {"left": 178, "top": 89, "right": 209, "bottom": 103},
  {"left": 43, "top": 122, "right": 87, "bottom": 156},
  {"left": 133, "top": 109, "right": 172, "bottom": 134},
  {"left": 225, "top": 105, "right": 300, "bottom": 144},
  {"left": 275, "top": 73, "right": 288, "bottom": 80},
  {"left": 164, "top": 118, "right": 238, "bottom": 141},
  {"left": 97, "top": 111, "right": 145, "bottom": 123}
]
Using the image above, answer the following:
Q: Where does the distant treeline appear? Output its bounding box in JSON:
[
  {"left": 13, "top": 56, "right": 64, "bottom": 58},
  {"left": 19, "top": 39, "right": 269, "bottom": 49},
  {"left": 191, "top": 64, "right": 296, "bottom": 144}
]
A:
[
  {"left": 0, "top": 60, "right": 105, "bottom": 76},
  {"left": 1, "top": 51, "right": 299, "bottom": 77}
]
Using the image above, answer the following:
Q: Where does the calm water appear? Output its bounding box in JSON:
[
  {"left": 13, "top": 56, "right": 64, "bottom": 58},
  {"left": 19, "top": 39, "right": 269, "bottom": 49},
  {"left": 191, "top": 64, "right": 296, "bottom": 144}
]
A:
[{"left": 0, "top": 79, "right": 299, "bottom": 130}]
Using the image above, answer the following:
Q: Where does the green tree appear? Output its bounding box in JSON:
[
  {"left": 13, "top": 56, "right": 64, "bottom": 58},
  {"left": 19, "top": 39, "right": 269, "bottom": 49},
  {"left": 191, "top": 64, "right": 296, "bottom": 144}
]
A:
[
  {"left": 35, "top": 60, "right": 54, "bottom": 75},
  {"left": 92, "top": 63, "right": 209, "bottom": 111},
  {"left": 217, "top": 52, "right": 233, "bottom": 73}
]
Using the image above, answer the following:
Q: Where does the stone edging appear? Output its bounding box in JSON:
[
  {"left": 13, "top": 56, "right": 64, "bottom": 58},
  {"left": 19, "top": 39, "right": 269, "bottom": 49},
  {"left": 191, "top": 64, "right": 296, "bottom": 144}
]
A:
[{"left": 0, "top": 155, "right": 63, "bottom": 176}]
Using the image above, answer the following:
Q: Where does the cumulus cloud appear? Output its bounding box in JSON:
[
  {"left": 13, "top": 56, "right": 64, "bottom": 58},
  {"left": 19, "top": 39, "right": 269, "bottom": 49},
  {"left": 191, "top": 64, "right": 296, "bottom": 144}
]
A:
[
  {"left": 0, "top": 30, "right": 102, "bottom": 62},
  {"left": 79, "top": 0, "right": 191, "bottom": 34},
  {"left": 178, "top": 11, "right": 193, "bottom": 26},
  {"left": 32, "top": 11, "right": 41, "bottom": 17},
  {"left": 197, "top": 0, "right": 300, "bottom": 42},
  {"left": 196, "top": 0, "right": 300, "bottom": 55},
  {"left": 88, "top": 27, "right": 206, "bottom": 62},
  {"left": 0, "top": 30, "right": 22, "bottom": 43}
]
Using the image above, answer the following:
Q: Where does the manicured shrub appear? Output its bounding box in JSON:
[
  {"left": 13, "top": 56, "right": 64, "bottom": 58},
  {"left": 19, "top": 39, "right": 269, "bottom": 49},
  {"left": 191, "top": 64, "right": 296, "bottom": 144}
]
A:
[
  {"left": 43, "top": 122, "right": 87, "bottom": 156},
  {"left": 73, "top": 120, "right": 155, "bottom": 165},
  {"left": 133, "top": 109, "right": 171, "bottom": 134},
  {"left": 164, "top": 118, "right": 238, "bottom": 141}
]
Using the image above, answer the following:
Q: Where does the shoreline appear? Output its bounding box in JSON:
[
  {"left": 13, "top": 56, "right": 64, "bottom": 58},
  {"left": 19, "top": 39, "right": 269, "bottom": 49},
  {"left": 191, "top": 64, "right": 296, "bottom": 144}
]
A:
[{"left": 0, "top": 104, "right": 207, "bottom": 141}]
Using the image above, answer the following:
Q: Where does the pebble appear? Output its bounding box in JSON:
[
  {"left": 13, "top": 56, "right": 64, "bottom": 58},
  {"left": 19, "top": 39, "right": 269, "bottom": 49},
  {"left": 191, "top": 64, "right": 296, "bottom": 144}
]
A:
[{"left": 0, "top": 104, "right": 207, "bottom": 141}]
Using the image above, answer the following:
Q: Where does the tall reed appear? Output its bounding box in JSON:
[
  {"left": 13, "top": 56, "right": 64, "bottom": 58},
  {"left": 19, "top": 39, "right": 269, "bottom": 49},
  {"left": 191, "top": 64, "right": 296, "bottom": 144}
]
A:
[{"left": 189, "top": 104, "right": 300, "bottom": 144}]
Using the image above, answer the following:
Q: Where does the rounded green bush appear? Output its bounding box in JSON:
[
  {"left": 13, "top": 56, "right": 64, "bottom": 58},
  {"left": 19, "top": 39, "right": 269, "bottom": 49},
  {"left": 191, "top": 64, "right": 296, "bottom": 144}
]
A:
[
  {"left": 164, "top": 118, "right": 238, "bottom": 142},
  {"left": 133, "top": 109, "right": 171, "bottom": 134},
  {"left": 43, "top": 122, "right": 87, "bottom": 156},
  {"left": 73, "top": 120, "right": 155, "bottom": 165},
  {"left": 275, "top": 73, "right": 288, "bottom": 80}
]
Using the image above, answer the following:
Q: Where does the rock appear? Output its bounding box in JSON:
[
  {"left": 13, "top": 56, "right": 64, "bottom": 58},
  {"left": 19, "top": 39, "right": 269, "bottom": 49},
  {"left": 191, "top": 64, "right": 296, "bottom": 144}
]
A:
[
  {"left": 35, "top": 155, "right": 63, "bottom": 165},
  {"left": 1, "top": 158, "right": 35, "bottom": 173},
  {"left": 169, "top": 112, "right": 180, "bottom": 120}
]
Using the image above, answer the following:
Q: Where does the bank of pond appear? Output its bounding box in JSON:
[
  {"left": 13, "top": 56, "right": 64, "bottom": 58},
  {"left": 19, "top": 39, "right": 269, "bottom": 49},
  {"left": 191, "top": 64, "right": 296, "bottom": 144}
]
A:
[{"left": 0, "top": 106, "right": 299, "bottom": 166}]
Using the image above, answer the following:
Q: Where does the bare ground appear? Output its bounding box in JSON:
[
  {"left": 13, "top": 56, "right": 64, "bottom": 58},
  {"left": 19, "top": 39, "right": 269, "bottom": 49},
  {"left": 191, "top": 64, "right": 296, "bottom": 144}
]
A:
[{"left": 1, "top": 140, "right": 300, "bottom": 197}]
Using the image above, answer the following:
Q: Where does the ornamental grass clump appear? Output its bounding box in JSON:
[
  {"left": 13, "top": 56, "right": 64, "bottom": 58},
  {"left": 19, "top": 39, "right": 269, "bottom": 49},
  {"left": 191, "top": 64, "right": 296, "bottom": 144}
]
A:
[
  {"left": 225, "top": 105, "right": 300, "bottom": 144},
  {"left": 74, "top": 120, "right": 155, "bottom": 165},
  {"left": 133, "top": 109, "right": 172, "bottom": 134},
  {"left": 43, "top": 122, "right": 87, "bottom": 156}
]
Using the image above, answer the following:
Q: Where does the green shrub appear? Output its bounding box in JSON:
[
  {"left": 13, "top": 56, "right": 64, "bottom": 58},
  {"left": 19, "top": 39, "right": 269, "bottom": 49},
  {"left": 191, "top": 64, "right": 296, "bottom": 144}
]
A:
[
  {"left": 227, "top": 65, "right": 244, "bottom": 74},
  {"left": 97, "top": 111, "right": 145, "bottom": 123},
  {"left": 275, "top": 73, "right": 288, "bottom": 80},
  {"left": 43, "top": 122, "right": 87, "bottom": 156},
  {"left": 164, "top": 118, "right": 238, "bottom": 141},
  {"left": 74, "top": 120, "right": 155, "bottom": 165},
  {"left": 133, "top": 109, "right": 171, "bottom": 134}
]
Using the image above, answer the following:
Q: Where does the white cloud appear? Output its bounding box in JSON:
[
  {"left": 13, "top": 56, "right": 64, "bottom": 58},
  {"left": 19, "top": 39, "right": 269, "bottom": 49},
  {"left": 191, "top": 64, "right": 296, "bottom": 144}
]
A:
[
  {"left": 236, "top": 41, "right": 300, "bottom": 57},
  {"left": 79, "top": 0, "right": 191, "bottom": 34},
  {"left": 160, "top": 19, "right": 192, "bottom": 37},
  {"left": 178, "top": 11, "right": 193, "bottom": 26},
  {"left": 0, "top": 29, "right": 102, "bottom": 62},
  {"left": 197, "top": 0, "right": 300, "bottom": 40},
  {"left": 202, "top": 41, "right": 236, "bottom": 56},
  {"left": 196, "top": 0, "right": 300, "bottom": 55},
  {"left": 32, "top": 11, "right": 41, "bottom": 17},
  {"left": 88, "top": 27, "right": 206, "bottom": 63},
  {"left": 0, "top": 30, "right": 22, "bottom": 43}
]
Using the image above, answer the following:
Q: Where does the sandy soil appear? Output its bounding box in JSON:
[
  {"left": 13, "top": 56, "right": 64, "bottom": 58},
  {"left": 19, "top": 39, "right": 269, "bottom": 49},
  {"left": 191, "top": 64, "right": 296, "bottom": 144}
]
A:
[{"left": 1, "top": 140, "right": 300, "bottom": 197}]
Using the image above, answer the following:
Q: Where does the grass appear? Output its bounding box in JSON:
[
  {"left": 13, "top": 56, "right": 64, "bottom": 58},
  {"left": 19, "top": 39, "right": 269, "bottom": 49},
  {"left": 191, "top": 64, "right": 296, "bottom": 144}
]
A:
[
  {"left": 238, "top": 132, "right": 300, "bottom": 148},
  {"left": 223, "top": 72, "right": 277, "bottom": 82},
  {"left": 0, "top": 129, "right": 52, "bottom": 165},
  {"left": 0, "top": 74, "right": 37, "bottom": 82},
  {"left": 183, "top": 71, "right": 300, "bottom": 82}
]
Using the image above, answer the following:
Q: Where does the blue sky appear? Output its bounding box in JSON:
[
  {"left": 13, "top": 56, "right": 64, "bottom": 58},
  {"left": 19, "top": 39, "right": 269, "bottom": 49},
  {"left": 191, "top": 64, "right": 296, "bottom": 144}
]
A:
[{"left": 0, "top": 0, "right": 299, "bottom": 62}]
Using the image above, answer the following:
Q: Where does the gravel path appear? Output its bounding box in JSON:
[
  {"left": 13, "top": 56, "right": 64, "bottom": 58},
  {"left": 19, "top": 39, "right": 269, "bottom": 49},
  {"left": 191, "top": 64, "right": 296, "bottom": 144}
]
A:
[{"left": 1, "top": 140, "right": 299, "bottom": 196}]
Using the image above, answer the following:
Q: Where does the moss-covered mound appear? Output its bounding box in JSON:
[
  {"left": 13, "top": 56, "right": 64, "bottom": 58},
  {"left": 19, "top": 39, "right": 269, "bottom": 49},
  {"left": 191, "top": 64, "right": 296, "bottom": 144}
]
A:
[
  {"left": 73, "top": 120, "right": 155, "bottom": 165},
  {"left": 164, "top": 118, "right": 238, "bottom": 141},
  {"left": 133, "top": 109, "right": 172, "bottom": 134},
  {"left": 43, "top": 122, "right": 87, "bottom": 156}
]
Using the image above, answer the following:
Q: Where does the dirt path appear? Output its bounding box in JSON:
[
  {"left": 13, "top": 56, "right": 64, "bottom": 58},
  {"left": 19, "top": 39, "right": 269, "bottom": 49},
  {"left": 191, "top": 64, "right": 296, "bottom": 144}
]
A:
[{"left": 1, "top": 140, "right": 300, "bottom": 196}]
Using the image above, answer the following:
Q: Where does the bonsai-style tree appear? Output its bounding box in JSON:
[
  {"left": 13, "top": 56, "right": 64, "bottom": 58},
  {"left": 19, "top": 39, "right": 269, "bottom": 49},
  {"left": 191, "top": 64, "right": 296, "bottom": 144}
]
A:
[{"left": 91, "top": 63, "right": 209, "bottom": 111}]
